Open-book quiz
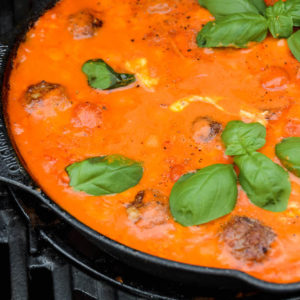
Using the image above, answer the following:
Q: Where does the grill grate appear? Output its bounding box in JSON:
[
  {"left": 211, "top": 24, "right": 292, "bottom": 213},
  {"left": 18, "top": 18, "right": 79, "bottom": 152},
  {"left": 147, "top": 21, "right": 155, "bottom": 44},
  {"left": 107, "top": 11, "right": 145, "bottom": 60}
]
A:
[{"left": 0, "top": 186, "right": 142, "bottom": 300}]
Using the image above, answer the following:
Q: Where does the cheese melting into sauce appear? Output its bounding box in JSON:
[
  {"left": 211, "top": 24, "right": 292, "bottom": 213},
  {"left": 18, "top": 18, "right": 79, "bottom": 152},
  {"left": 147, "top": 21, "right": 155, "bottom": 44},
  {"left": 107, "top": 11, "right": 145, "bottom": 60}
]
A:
[
  {"left": 125, "top": 58, "right": 159, "bottom": 90},
  {"left": 170, "top": 96, "right": 268, "bottom": 126}
]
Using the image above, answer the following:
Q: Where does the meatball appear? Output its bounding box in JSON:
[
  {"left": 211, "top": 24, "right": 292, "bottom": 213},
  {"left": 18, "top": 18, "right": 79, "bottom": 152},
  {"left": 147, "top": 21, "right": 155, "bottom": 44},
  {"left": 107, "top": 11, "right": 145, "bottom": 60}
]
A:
[
  {"left": 126, "top": 189, "right": 170, "bottom": 229},
  {"left": 68, "top": 10, "right": 103, "bottom": 40},
  {"left": 221, "top": 216, "right": 276, "bottom": 263},
  {"left": 71, "top": 102, "right": 102, "bottom": 129},
  {"left": 24, "top": 81, "right": 71, "bottom": 116},
  {"left": 192, "top": 117, "right": 222, "bottom": 143}
]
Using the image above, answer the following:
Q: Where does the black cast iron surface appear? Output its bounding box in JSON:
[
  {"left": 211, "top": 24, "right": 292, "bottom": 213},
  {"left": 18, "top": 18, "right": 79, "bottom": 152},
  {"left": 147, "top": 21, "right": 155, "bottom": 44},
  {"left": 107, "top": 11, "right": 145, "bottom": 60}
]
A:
[{"left": 2, "top": 0, "right": 300, "bottom": 298}]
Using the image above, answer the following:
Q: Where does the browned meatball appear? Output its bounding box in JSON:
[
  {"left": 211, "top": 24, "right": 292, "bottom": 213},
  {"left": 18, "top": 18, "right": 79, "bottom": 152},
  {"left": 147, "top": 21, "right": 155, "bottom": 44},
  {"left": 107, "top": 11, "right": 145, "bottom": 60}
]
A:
[
  {"left": 126, "top": 189, "right": 170, "bottom": 229},
  {"left": 221, "top": 216, "right": 276, "bottom": 263},
  {"left": 71, "top": 102, "right": 103, "bottom": 129},
  {"left": 26, "top": 81, "right": 64, "bottom": 103},
  {"left": 192, "top": 117, "right": 222, "bottom": 143},
  {"left": 25, "top": 81, "right": 71, "bottom": 116},
  {"left": 68, "top": 10, "right": 103, "bottom": 40}
]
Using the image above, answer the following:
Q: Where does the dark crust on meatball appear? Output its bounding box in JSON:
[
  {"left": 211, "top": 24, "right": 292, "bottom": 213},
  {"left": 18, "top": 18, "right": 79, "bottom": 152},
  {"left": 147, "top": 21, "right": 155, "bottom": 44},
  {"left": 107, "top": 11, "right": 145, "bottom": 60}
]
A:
[
  {"left": 131, "top": 190, "right": 145, "bottom": 208},
  {"left": 126, "top": 189, "right": 169, "bottom": 229},
  {"left": 68, "top": 10, "right": 103, "bottom": 40},
  {"left": 192, "top": 116, "right": 222, "bottom": 143},
  {"left": 25, "top": 81, "right": 63, "bottom": 104},
  {"left": 221, "top": 216, "right": 276, "bottom": 263},
  {"left": 24, "top": 81, "right": 71, "bottom": 117},
  {"left": 25, "top": 81, "right": 69, "bottom": 109},
  {"left": 263, "top": 108, "right": 284, "bottom": 121}
]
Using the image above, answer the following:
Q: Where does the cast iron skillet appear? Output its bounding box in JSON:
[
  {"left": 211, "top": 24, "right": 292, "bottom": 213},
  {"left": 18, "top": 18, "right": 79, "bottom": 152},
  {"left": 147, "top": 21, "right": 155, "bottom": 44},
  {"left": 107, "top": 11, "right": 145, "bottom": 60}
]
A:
[{"left": 1, "top": 0, "right": 300, "bottom": 293}]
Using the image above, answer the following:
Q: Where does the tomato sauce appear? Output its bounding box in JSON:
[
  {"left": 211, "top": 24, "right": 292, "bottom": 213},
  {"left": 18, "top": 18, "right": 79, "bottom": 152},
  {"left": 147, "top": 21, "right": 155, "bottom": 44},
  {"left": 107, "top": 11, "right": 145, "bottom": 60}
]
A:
[{"left": 6, "top": 0, "right": 300, "bottom": 283}]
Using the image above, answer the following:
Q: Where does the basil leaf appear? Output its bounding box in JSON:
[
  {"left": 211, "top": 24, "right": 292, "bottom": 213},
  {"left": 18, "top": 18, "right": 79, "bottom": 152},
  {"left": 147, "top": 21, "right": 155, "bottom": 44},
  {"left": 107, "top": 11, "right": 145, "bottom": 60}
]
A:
[
  {"left": 66, "top": 155, "right": 143, "bottom": 196},
  {"left": 235, "top": 152, "right": 291, "bottom": 212},
  {"left": 266, "top": 1, "right": 293, "bottom": 38},
  {"left": 198, "top": 0, "right": 206, "bottom": 7},
  {"left": 267, "top": 15, "right": 293, "bottom": 38},
  {"left": 276, "top": 137, "right": 300, "bottom": 177},
  {"left": 288, "top": 31, "right": 300, "bottom": 63},
  {"left": 286, "top": 0, "right": 300, "bottom": 26},
  {"left": 198, "top": 0, "right": 261, "bottom": 18},
  {"left": 169, "top": 164, "right": 238, "bottom": 226},
  {"left": 197, "top": 13, "right": 268, "bottom": 48},
  {"left": 252, "top": 0, "right": 267, "bottom": 15},
  {"left": 197, "top": 22, "right": 215, "bottom": 47},
  {"left": 82, "top": 59, "right": 136, "bottom": 90},
  {"left": 221, "top": 121, "right": 266, "bottom": 156},
  {"left": 266, "top": 0, "right": 287, "bottom": 18}
]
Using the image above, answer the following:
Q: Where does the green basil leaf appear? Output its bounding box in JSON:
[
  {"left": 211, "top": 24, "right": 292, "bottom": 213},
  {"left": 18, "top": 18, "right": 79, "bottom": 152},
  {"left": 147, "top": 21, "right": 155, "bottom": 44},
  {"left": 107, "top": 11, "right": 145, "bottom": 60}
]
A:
[
  {"left": 66, "top": 155, "right": 143, "bottom": 196},
  {"left": 267, "top": 15, "right": 293, "bottom": 38},
  {"left": 221, "top": 120, "right": 266, "bottom": 156},
  {"left": 286, "top": 0, "right": 300, "bottom": 26},
  {"left": 169, "top": 164, "right": 238, "bottom": 226},
  {"left": 266, "top": 0, "right": 286, "bottom": 17},
  {"left": 276, "top": 137, "right": 300, "bottom": 177},
  {"left": 235, "top": 152, "right": 291, "bottom": 212},
  {"left": 198, "top": 0, "right": 206, "bottom": 7},
  {"left": 197, "top": 0, "right": 261, "bottom": 17},
  {"left": 252, "top": 0, "right": 267, "bottom": 15},
  {"left": 82, "top": 59, "right": 136, "bottom": 90},
  {"left": 266, "top": 1, "right": 293, "bottom": 38},
  {"left": 197, "top": 13, "right": 268, "bottom": 48},
  {"left": 288, "top": 31, "right": 300, "bottom": 62}
]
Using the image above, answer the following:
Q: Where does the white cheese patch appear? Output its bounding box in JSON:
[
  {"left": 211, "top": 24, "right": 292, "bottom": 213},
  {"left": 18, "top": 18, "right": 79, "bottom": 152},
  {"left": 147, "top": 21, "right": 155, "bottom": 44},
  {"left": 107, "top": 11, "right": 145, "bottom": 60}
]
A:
[
  {"left": 280, "top": 201, "right": 300, "bottom": 221},
  {"left": 239, "top": 109, "right": 268, "bottom": 126},
  {"left": 169, "top": 95, "right": 224, "bottom": 112},
  {"left": 169, "top": 95, "right": 269, "bottom": 126},
  {"left": 125, "top": 58, "right": 159, "bottom": 90},
  {"left": 277, "top": 39, "right": 285, "bottom": 47}
]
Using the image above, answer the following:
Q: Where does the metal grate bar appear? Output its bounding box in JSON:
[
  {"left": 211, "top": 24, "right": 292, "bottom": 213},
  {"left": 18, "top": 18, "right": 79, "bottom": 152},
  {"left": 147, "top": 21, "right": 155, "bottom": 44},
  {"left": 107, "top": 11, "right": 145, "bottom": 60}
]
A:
[
  {"left": 117, "top": 290, "right": 141, "bottom": 300},
  {"left": 7, "top": 211, "right": 29, "bottom": 300},
  {"left": 72, "top": 268, "right": 100, "bottom": 299},
  {"left": 96, "top": 280, "right": 119, "bottom": 300},
  {"left": 52, "top": 263, "right": 73, "bottom": 300}
]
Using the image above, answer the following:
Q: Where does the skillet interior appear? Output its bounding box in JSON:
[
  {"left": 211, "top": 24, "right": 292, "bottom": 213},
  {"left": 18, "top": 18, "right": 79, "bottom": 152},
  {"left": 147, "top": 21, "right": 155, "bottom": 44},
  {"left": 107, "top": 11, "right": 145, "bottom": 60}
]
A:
[{"left": 1, "top": 0, "right": 300, "bottom": 293}]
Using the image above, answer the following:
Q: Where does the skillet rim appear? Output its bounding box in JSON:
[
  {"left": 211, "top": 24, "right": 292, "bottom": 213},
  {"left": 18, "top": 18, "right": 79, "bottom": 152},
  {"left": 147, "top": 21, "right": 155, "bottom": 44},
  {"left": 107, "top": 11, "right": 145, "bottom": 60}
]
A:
[{"left": 1, "top": 0, "right": 300, "bottom": 293}]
